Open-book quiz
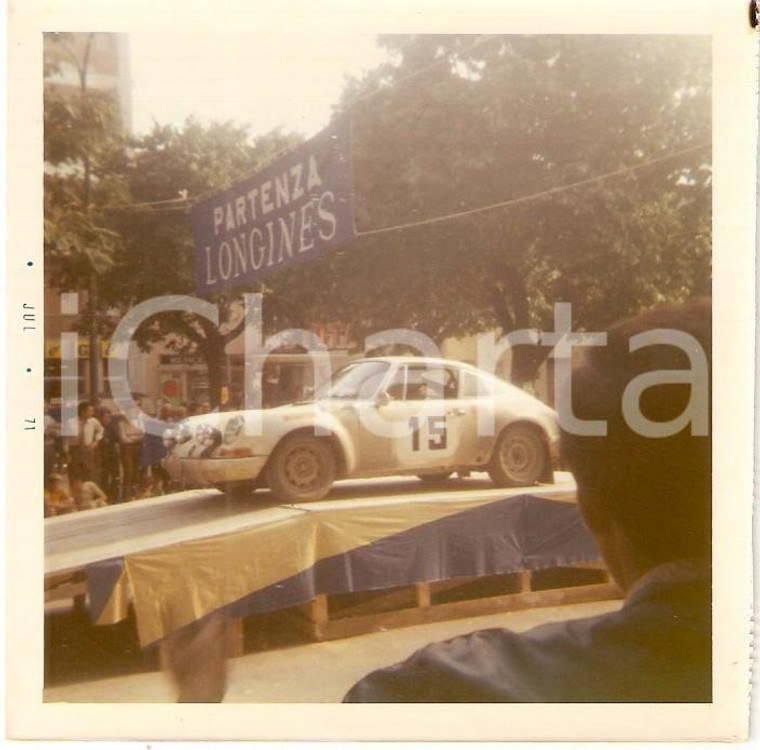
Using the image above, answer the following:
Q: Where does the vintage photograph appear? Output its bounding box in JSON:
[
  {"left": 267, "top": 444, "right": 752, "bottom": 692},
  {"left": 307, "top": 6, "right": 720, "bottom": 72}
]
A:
[
  {"left": 40, "top": 30, "right": 715, "bottom": 703},
  {"left": 6, "top": 4, "right": 751, "bottom": 739}
]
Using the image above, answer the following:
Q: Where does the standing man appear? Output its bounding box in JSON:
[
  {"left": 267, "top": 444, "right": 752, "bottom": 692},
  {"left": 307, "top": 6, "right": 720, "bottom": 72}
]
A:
[
  {"left": 66, "top": 401, "right": 104, "bottom": 484},
  {"left": 117, "top": 406, "right": 145, "bottom": 501}
]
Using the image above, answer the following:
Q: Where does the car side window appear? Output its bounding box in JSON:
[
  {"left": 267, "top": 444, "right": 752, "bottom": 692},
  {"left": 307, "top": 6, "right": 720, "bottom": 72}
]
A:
[
  {"left": 405, "top": 367, "right": 458, "bottom": 400},
  {"left": 461, "top": 371, "right": 498, "bottom": 398},
  {"left": 385, "top": 367, "right": 408, "bottom": 400}
]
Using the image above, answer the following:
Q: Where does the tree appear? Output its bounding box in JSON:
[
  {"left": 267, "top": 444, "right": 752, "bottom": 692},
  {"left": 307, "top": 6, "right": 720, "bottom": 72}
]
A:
[
  {"left": 299, "top": 35, "right": 711, "bottom": 383},
  {"left": 44, "top": 32, "right": 130, "bottom": 398},
  {"left": 100, "top": 120, "right": 304, "bottom": 407},
  {"left": 65, "top": 34, "right": 711, "bottom": 407}
]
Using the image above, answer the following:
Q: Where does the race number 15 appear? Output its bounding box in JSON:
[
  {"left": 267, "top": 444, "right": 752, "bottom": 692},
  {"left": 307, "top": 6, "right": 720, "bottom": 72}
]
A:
[{"left": 409, "top": 415, "right": 447, "bottom": 451}]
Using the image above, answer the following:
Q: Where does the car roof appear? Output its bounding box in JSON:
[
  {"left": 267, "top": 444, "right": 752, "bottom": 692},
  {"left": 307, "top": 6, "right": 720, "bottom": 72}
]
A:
[{"left": 354, "top": 356, "right": 482, "bottom": 373}]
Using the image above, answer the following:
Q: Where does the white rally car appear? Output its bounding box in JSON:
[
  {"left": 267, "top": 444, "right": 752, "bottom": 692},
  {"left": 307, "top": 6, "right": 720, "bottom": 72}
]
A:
[{"left": 162, "top": 357, "right": 559, "bottom": 503}]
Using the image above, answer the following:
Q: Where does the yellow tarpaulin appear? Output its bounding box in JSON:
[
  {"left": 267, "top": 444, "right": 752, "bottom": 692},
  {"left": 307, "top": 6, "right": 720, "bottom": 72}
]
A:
[{"left": 96, "top": 491, "right": 575, "bottom": 647}]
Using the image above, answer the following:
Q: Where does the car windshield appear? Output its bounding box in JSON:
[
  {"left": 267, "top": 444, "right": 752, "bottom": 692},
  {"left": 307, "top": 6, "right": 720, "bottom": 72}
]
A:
[{"left": 319, "top": 361, "right": 390, "bottom": 400}]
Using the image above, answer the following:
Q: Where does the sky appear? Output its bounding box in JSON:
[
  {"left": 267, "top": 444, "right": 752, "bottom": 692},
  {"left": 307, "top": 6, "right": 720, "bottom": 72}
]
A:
[{"left": 127, "top": 33, "right": 391, "bottom": 139}]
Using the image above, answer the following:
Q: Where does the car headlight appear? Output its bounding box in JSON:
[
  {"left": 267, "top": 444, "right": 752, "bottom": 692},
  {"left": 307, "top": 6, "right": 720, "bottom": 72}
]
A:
[
  {"left": 176, "top": 421, "right": 194, "bottom": 444},
  {"left": 223, "top": 415, "right": 244, "bottom": 445},
  {"left": 193, "top": 423, "right": 221, "bottom": 457},
  {"left": 196, "top": 423, "right": 217, "bottom": 443}
]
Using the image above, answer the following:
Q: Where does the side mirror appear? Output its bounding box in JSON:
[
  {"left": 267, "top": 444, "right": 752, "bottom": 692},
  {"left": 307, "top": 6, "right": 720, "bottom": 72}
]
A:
[{"left": 375, "top": 391, "right": 391, "bottom": 408}]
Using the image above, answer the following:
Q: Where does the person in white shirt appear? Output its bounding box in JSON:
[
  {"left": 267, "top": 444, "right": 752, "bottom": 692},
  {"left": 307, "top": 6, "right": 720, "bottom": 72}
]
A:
[
  {"left": 116, "top": 408, "right": 145, "bottom": 501},
  {"left": 66, "top": 402, "right": 104, "bottom": 483}
]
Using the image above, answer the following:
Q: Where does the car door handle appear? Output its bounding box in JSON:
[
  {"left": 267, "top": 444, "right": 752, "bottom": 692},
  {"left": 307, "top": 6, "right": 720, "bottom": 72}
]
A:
[{"left": 447, "top": 408, "right": 466, "bottom": 417}]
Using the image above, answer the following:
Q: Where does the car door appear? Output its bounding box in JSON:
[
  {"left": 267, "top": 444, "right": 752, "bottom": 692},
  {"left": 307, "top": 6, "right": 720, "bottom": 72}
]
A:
[
  {"left": 385, "top": 364, "right": 467, "bottom": 471},
  {"left": 455, "top": 368, "right": 504, "bottom": 466}
]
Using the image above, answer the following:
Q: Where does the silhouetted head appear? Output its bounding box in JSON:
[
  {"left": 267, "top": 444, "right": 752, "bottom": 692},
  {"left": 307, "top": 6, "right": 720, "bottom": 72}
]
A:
[{"left": 561, "top": 300, "right": 711, "bottom": 588}]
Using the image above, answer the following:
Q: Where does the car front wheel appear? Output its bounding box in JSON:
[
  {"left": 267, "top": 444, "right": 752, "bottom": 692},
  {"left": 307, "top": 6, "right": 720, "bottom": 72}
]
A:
[
  {"left": 488, "top": 425, "right": 547, "bottom": 487},
  {"left": 265, "top": 435, "right": 336, "bottom": 503}
]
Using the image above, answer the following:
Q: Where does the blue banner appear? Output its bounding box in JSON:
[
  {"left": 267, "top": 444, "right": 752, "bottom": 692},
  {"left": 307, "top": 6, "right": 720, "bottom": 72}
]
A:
[{"left": 191, "top": 119, "right": 355, "bottom": 294}]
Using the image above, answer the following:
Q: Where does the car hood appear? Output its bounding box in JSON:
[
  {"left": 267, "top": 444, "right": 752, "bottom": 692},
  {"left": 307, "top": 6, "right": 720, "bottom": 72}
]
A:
[{"left": 184, "top": 401, "right": 325, "bottom": 428}]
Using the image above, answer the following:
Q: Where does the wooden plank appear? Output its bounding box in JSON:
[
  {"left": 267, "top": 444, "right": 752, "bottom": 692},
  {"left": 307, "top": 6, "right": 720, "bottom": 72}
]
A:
[
  {"left": 319, "top": 582, "right": 622, "bottom": 642},
  {"left": 304, "top": 594, "right": 329, "bottom": 641},
  {"left": 225, "top": 617, "right": 245, "bottom": 658},
  {"left": 430, "top": 575, "right": 486, "bottom": 594},
  {"left": 415, "top": 582, "right": 431, "bottom": 608},
  {"left": 567, "top": 560, "right": 607, "bottom": 570},
  {"left": 564, "top": 561, "right": 611, "bottom": 582},
  {"left": 44, "top": 570, "right": 82, "bottom": 590},
  {"left": 44, "top": 581, "right": 87, "bottom": 603},
  {"left": 516, "top": 570, "right": 532, "bottom": 593},
  {"left": 329, "top": 587, "right": 417, "bottom": 620},
  {"left": 157, "top": 637, "right": 172, "bottom": 673}
]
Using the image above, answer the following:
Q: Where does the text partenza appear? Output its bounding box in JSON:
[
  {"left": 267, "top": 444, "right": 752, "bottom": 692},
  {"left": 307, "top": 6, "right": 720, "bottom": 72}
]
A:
[{"left": 191, "top": 119, "right": 355, "bottom": 294}]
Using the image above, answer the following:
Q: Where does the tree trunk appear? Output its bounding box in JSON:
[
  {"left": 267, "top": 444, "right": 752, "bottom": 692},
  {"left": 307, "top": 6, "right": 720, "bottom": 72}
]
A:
[
  {"left": 202, "top": 334, "right": 228, "bottom": 410},
  {"left": 492, "top": 265, "right": 547, "bottom": 387},
  {"left": 510, "top": 345, "right": 551, "bottom": 388},
  {"left": 88, "top": 272, "right": 100, "bottom": 401}
]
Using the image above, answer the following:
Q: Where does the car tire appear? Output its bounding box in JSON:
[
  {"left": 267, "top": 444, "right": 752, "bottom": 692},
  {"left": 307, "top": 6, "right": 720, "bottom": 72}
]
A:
[
  {"left": 416, "top": 472, "right": 453, "bottom": 482},
  {"left": 265, "top": 435, "right": 336, "bottom": 503},
  {"left": 488, "top": 424, "right": 547, "bottom": 487}
]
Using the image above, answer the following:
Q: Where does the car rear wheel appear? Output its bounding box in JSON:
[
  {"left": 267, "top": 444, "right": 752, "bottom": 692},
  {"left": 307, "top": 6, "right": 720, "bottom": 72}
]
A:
[
  {"left": 265, "top": 435, "right": 336, "bottom": 503},
  {"left": 416, "top": 472, "right": 453, "bottom": 482},
  {"left": 488, "top": 425, "right": 547, "bottom": 487}
]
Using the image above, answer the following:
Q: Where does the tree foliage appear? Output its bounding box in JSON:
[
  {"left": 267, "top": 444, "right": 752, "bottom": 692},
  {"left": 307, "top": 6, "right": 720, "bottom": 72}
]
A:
[
  {"left": 45, "top": 33, "right": 712, "bottom": 399},
  {"left": 305, "top": 34, "right": 711, "bottom": 380},
  {"left": 44, "top": 32, "right": 129, "bottom": 347},
  {"left": 100, "top": 120, "right": 304, "bottom": 405}
]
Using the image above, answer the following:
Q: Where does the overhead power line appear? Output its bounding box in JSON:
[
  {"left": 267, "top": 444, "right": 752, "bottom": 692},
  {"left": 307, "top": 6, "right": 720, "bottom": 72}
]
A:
[
  {"left": 95, "top": 142, "right": 709, "bottom": 221},
  {"left": 92, "top": 38, "right": 708, "bottom": 223},
  {"left": 355, "top": 142, "right": 711, "bottom": 238},
  {"left": 97, "top": 196, "right": 191, "bottom": 213},
  {"left": 103, "top": 38, "right": 502, "bottom": 213}
]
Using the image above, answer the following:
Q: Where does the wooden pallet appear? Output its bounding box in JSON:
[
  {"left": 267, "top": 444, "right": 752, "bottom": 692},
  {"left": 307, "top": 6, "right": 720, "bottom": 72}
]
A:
[
  {"left": 44, "top": 570, "right": 87, "bottom": 607},
  {"left": 286, "top": 563, "right": 621, "bottom": 644},
  {"left": 49, "top": 563, "right": 621, "bottom": 671}
]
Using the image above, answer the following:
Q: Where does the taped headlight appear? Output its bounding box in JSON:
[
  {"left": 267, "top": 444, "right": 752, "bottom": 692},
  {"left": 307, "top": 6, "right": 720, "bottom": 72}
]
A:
[
  {"left": 223, "top": 415, "right": 244, "bottom": 445},
  {"left": 196, "top": 423, "right": 222, "bottom": 457},
  {"left": 196, "top": 423, "right": 216, "bottom": 444},
  {"left": 177, "top": 421, "right": 194, "bottom": 443}
]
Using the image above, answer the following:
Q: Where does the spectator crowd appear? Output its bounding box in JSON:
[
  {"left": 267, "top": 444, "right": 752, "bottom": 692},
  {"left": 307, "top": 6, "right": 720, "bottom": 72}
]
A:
[{"left": 43, "top": 398, "right": 213, "bottom": 518}]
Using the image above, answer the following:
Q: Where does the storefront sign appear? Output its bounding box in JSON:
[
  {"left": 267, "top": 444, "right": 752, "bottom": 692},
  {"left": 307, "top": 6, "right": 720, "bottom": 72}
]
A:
[
  {"left": 160, "top": 354, "right": 206, "bottom": 366},
  {"left": 191, "top": 119, "right": 355, "bottom": 295},
  {"left": 44, "top": 339, "right": 110, "bottom": 359}
]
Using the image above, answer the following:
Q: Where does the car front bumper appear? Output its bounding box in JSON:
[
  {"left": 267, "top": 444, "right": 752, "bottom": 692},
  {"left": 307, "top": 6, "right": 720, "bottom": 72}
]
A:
[{"left": 163, "top": 452, "right": 268, "bottom": 486}]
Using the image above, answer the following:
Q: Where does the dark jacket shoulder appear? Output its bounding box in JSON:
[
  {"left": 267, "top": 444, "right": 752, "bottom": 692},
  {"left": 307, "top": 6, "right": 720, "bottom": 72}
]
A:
[{"left": 343, "top": 570, "right": 710, "bottom": 703}]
